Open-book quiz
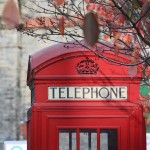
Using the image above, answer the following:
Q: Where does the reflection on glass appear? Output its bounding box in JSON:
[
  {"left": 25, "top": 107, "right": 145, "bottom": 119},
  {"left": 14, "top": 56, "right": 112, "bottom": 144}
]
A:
[
  {"left": 100, "top": 133, "right": 108, "bottom": 150},
  {"left": 100, "top": 129, "right": 118, "bottom": 150},
  {"left": 59, "top": 129, "right": 76, "bottom": 150},
  {"left": 80, "top": 129, "right": 97, "bottom": 150}
]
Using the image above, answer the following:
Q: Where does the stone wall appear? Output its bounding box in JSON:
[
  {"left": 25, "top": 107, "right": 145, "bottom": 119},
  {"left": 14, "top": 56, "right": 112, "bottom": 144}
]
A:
[
  {"left": 0, "top": 1, "right": 54, "bottom": 149},
  {"left": 0, "top": 28, "right": 53, "bottom": 149}
]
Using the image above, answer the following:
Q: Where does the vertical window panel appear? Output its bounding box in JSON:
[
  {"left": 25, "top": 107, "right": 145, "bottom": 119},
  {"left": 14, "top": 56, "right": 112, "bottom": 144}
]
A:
[
  {"left": 100, "top": 129, "right": 118, "bottom": 150},
  {"left": 80, "top": 129, "right": 97, "bottom": 150},
  {"left": 59, "top": 129, "right": 76, "bottom": 150}
]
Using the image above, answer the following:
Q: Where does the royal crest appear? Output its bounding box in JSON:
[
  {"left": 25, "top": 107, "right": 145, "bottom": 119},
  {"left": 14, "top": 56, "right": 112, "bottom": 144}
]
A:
[{"left": 76, "top": 57, "right": 99, "bottom": 74}]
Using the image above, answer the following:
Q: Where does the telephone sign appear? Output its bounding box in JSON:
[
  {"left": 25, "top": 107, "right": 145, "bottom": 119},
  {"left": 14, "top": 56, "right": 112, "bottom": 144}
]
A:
[{"left": 48, "top": 86, "right": 127, "bottom": 100}]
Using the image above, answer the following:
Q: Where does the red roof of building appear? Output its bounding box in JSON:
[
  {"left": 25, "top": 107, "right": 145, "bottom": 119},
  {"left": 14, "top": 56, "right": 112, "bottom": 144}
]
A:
[
  {"left": 27, "top": 41, "right": 142, "bottom": 85},
  {"left": 29, "top": 41, "right": 110, "bottom": 70}
]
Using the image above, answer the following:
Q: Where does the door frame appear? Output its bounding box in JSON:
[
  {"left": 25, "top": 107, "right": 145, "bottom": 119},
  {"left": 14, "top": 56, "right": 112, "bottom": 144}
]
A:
[
  {"left": 57, "top": 126, "right": 120, "bottom": 150},
  {"left": 47, "top": 115, "right": 129, "bottom": 150}
]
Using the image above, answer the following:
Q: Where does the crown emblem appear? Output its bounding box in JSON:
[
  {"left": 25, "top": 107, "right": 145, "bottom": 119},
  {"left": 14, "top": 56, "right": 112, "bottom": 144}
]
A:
[{"left": 76, "top": 57, "right": 99, "bottom": 74}]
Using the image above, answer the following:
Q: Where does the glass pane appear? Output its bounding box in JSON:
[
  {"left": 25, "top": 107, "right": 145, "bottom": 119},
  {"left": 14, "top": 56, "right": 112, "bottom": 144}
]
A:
[
  {"left": 80, "top": 129, "right": 97, "bottom": 150},
  {"left": 59, "top": 129, "right": 76, "bottom": 150},
  {"left": 100, "top": 129, "right": 118, "bottom": 150}
]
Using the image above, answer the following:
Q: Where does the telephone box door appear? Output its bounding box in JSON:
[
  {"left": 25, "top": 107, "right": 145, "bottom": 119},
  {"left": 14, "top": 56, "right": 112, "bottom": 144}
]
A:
[{"left": 48, "top": 117, "right": 129, "bottom": 150}]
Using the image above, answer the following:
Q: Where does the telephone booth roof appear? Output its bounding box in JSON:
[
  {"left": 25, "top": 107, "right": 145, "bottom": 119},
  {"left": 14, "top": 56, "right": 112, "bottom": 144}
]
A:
[{"left": 27, "top": 41, "right": 141, "bottom": 85}]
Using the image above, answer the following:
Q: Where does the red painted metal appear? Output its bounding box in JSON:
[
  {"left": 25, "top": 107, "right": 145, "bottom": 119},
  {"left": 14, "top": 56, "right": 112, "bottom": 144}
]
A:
[{"left": 27, "top": 42, "right": 146, "bottom": 150}]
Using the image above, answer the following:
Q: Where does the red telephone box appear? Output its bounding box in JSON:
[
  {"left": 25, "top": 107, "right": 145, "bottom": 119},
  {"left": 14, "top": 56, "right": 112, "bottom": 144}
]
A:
[{"left": 27, "top": 42, "right": 146, "bottom": 150}]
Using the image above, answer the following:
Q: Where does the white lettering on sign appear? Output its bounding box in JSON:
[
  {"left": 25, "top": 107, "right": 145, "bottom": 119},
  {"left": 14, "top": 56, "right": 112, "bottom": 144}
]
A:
[{"left": 48, "top": 86, "right": 127, "bottom": 100}]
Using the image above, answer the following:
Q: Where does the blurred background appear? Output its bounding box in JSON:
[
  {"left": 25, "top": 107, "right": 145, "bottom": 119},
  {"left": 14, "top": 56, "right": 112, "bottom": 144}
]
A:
[
  {"left": 0, "top": 0, "right": 150, "bottom": 150},
  {"left": 0, "top": 0, "right": 53, "bottom": 149}
]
